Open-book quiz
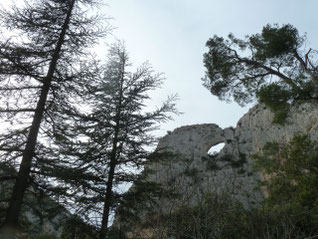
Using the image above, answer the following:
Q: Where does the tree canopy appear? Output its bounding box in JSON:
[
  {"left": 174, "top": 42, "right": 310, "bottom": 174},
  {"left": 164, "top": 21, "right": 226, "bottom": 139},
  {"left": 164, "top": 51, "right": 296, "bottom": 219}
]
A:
[
  {"left": 203, "top": 24, "right": 318, "bottom": 107},
  {"left": 253, "top": 134, "right": 318, "bottom": 209},
  {"left": 50, "top": 42, "right": 178, "bottom": 238},
  {"left": 0, "top": 0, "right": 107, "bottom": 232}
]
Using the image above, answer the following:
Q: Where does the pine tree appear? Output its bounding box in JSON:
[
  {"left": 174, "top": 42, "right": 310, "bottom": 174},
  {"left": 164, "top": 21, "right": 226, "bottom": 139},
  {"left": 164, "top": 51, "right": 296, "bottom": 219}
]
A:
[
  {"left": 54, "top": 42, "right": 178, "bottom": 238},
  {"left": 0, "top": 0, "right": 107, "bottom": 231},
  {"left": 203, "top": 24, "right": 317, "bottom": 107}
]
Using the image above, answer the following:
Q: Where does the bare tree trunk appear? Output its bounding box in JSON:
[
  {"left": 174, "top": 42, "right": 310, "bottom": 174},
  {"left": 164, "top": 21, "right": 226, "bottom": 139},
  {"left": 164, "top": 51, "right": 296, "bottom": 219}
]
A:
[
  {"left": 99, "top": 146, "right": 118, "bottom": 239},
  {"left": 4, "top": 0, "right": 76, "bottom": 229},
  {"left": 99, "top": 65, "right": 125, "bottom": 239}
]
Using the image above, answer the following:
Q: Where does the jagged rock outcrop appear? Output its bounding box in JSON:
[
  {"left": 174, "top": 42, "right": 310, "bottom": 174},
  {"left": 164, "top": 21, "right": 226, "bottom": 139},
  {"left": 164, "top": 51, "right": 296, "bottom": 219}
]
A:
[
  {"left": 151, "top": 101, "right": 318, "bottom": 204},
  {"left": 236, "top": 102, "right": 318, "bottom": 154},
  {"left": 146, "top": 122, "right": 262, "bottom": 209},
  {"left": 114, "top": 101, "right": 318, "bottom": 236}
]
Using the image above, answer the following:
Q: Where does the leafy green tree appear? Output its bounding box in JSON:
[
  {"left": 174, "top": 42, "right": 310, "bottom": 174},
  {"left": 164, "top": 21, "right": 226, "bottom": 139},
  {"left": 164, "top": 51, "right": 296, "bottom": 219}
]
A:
[
  {"left": 203, "top": 24, "right": 317, "bottom": 109},
  {"left": 0, "top": 0, "right": 106, "bottom": 231},
  {"left": 54, "top": 42, "right": 178, "bottom": 239},
  {"left": 251, "top": 134, "right": 318, "bottom": 237},
  {"left": 253, "top": 134, "right": 318, "bottom": 209}
]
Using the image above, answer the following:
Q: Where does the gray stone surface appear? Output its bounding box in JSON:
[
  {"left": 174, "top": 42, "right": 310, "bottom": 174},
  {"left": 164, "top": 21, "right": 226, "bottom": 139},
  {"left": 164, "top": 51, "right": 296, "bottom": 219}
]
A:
[{"left": 145, "top": 101, "right": 318, "bottom": 210}]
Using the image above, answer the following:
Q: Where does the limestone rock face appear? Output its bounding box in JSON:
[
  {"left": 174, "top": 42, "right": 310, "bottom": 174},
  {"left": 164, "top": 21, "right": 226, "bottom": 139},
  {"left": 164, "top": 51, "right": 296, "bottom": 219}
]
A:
[
  {"left": 147, "top": 124, "right": 262, "bottom": 209},
  {"left": 113, "top": 101, "right": 318, "bottom": 238},
  {"left": 236, "top": 102, "right": 318, "bottom": 154},
  {"left": 145, "top": 101, "right": 318, "bottom": 210}
]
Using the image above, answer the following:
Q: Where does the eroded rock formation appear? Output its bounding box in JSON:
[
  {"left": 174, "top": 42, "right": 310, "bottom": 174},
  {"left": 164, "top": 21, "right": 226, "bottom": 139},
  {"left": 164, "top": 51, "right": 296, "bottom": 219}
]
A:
[{"left": 114, "top": 101, "right": 318, "bottom": 236}]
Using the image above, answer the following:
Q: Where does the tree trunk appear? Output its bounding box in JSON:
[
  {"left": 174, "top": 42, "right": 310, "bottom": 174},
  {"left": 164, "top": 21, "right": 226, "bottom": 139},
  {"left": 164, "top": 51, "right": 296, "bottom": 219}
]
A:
[
  {"left": 99, "top": 148, "right": 118, "bottom": 239},
  {"left": 3, "top": 0, "right": 76, "bottom": 228},
  {"left": 293, "top": 49, "right": 318, "bottom": 97},
  {"left": 99, "top": 66, "right": 125, "bottom": 239}
]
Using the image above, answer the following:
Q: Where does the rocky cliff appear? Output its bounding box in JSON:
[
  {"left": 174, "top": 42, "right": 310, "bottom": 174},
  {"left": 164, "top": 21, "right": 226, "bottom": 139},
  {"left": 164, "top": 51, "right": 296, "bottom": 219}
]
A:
[{"left": 114, "top": 101, "right": 318, "bottom": 235}]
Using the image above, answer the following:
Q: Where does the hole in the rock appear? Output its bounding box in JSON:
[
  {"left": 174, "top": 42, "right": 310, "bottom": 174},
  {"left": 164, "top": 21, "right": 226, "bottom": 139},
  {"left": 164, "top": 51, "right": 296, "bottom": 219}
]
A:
[{"left": 207, "top": 142, "right": 225, "bottom": 155}]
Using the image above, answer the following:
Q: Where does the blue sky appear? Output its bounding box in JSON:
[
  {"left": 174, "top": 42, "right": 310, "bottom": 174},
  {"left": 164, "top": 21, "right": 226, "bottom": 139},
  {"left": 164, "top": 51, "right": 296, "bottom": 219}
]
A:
[{"left": 103, "top": 0, "right": 318, "bottom": 135}]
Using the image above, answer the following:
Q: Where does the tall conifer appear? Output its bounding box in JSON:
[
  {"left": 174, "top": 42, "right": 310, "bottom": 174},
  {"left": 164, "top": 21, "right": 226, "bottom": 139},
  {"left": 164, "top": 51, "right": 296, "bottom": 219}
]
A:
[{"left": 0, "top": 0, "right": 107, "bottom": 231}]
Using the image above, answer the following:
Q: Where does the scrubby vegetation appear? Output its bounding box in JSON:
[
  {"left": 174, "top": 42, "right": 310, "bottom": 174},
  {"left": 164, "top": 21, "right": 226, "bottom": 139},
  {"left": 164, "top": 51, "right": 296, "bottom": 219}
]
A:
[{"left": 109, "top": 134, "right": 318, "bottom": 239}]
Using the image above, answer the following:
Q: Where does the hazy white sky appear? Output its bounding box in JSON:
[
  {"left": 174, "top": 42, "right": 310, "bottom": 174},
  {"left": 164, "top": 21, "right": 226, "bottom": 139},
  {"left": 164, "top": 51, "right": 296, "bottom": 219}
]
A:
[
  {"left": 2, "top": 0, "right": 318, "bottom": 135},
  {"left": 103, "top": 0, "right": 318, "bottom": 135}
]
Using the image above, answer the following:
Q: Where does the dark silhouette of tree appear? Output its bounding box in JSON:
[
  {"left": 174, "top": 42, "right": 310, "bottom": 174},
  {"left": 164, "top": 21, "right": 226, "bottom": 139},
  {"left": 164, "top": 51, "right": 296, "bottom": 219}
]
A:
[
  {"left": 53, "top": 42, "right": 178, "bottom": 238},
  {"left": 0, "top": 0, "right": 107, "bottom": 231}
]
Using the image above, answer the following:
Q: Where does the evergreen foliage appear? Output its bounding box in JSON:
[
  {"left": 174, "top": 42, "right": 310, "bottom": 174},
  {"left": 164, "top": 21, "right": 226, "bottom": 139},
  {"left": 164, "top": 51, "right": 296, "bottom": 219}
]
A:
[
  {"left": 53, "top": 42, "right": 178, "bottom": 238},
  {"left": 253, "top": 134, "right": 318, "bottom": 209},
  {"left": 0, "top": 0, "right": 107, "bottom": 232},
  {"left": 203, "top": 24, "right": 318, "bottom": 118}
]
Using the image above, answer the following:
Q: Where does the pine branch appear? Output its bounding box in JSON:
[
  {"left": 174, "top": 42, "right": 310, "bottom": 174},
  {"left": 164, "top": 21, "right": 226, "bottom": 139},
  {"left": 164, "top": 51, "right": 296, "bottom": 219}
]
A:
[{"left": 0, "top": 108, "right": 36, "bottom": 113}]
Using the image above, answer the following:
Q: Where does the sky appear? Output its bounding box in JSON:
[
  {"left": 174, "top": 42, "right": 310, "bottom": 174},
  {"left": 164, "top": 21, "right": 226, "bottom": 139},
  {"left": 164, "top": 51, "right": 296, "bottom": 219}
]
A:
[
  {"left": 2, "top": 0, "right": 318, "bottom": 137},
  {"left": 102, "top": 0, "right": 318, "bottom": 136}
]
